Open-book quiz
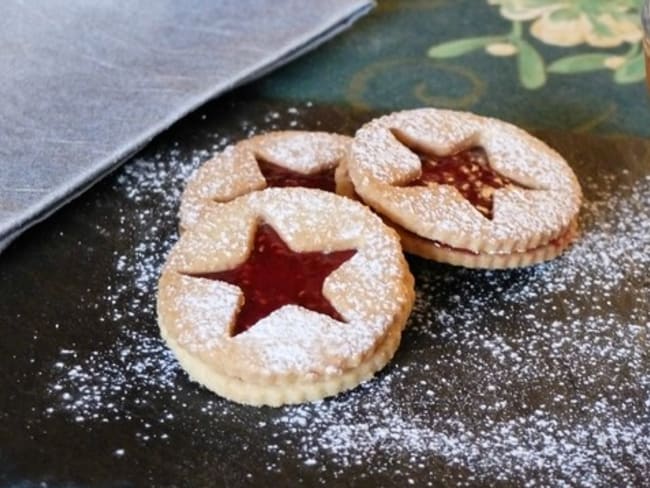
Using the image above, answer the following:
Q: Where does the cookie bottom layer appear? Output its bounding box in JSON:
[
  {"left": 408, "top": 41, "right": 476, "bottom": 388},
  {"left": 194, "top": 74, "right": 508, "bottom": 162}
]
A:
[
  {"left": 336, "top": 163, "right": 578, "bottom": 269},
  {"left": 396, "top": 218, "right": 579, "bottom": 269},
  {"left": 161, "top": 274, "right": 414, "bottom": 407}
]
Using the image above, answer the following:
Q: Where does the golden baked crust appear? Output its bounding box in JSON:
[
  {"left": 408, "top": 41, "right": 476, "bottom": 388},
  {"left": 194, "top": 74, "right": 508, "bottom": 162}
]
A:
[
  {"left": 396, "top": 218, "right": 579, "bottom": 269},
  {"left": 346, "top": 109, "right": 582, "bottom": 255},
  {"left": 158, "top": 188, "right": 415, "bottom": 406},
  {"left": 161, "top": 279, "right": 412, "bottom": 406},
  {"left": 335, "top": 158, "right": 358, "bottom": 200},
  {"left": 179, "top": 131, "right": 351, "bottom": 231},
  {"left": 337, "top": 152, "right": 579, "bottom": 268}
]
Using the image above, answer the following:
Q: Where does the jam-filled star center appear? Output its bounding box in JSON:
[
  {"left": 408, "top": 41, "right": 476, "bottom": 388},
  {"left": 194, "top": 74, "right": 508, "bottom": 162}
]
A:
[
  {"left": 255, "top": 155, "right": 337, "bottom": 193},
  {"left": 189, "top": 223, "right": 357, "bottom": 336},
  {"left": 393, "top": 133, "right": 529, "bottom": 220}
]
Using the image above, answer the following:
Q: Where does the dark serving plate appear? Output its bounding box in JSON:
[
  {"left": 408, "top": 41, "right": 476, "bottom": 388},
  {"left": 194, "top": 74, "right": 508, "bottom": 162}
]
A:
[{"left": 1, "top": 89, "right": 649, "bottom": 487}]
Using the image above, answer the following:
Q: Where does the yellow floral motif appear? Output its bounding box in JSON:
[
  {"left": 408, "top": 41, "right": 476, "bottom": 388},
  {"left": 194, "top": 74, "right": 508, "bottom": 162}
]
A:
[
  {"left": 485, "top": 42, "right": 519, "bottom": 56},
  {"left": 604, "top": 55, "right": 628, "bottom": 69},
  {"left": 489, "top": 0, "right": 643, "bottom": 47}
]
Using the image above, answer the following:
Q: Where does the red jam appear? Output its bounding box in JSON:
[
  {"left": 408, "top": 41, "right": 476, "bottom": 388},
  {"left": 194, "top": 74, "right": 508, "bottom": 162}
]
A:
[
  {"left": 257, "top": 158, "right": 337, "bottom": 192},
  {"left": 192, "top": 224, "right": 356, "bottom": 336},
  {"left": 408, "top": 146, "right": 519, "bottom": 219}
]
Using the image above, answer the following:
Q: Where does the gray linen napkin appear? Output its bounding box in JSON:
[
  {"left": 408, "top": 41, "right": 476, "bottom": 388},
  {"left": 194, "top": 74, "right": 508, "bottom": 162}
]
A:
[{"left": 0, "top": 0, "right": 373, "bottom": 252}]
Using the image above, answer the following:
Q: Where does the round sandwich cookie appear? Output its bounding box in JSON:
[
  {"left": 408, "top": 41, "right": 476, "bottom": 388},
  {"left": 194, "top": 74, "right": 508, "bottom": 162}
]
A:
[
  {"left": 343, "top": 108, "right": 582, "bottom": 269},
  {"left": 158, "top": 188, "right": 415, "bottom": 406},
  {"left": 180, "top": 131, "right": 351, "bottom": 231}
]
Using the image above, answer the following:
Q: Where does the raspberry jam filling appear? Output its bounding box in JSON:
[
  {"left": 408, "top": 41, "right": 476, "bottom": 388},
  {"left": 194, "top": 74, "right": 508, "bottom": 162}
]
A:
[
  {"left": 408, "top": 146, "right": 522, "bottom": 219},
  {"left": 191, "top": 224, "right": 356, "bottom": 336},
  {"left": 257, "top": 158, "right": 337, "bottom": 193}
]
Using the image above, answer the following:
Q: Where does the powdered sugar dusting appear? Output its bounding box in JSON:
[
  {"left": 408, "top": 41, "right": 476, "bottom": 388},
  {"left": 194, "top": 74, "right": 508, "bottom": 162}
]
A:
[
  {"left": 45, "top": 134, "right": 235, "bottom": 421},
  {"left": 273, "top": 172, "right": 650, "bottom": 485},
  {"left": 180, "top": 131, "right": 350, "bottom": 230},
  {"left": 161, "top": 187, "right": 411, "bottom": 379},
  {"left": 171, "top": 276, "right": 239, "bottom": 351},
  {"left": 349, "top": 108, "right": 582, "bottom": 252},
  {"left": 42, "top": 105, "right": 650, "bottom": 485},
  {"left": 482, "top": 122, "right": 577, "bottom": 192},
  {"left": 254, "top": 131, "right": 350, "bottom": 173},
  {"left": 234, "top": 306, "right": 379, "bottom": 375},
  {"left": 179, "top": 144, "right": 264, "bottom": 230}
]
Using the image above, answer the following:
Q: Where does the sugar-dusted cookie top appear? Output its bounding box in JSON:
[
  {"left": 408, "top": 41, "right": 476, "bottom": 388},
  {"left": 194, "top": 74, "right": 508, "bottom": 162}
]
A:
[
  {"left": 159, "top": 188, "right": 414, "bottom": 399},
  {"left": 180, "top": 131, "right": 351, "bottom": 231},
  {"left": 347, "top": 109, "right": 582, "bottom": 254}
]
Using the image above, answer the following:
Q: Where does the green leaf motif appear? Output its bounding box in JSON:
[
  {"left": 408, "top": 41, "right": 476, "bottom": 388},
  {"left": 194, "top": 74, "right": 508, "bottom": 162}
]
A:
[
  {"left": 516, "top": 40, "right": 546, "bottom": 90},
  {"left": 614, "top": 54, "right": 645, "bottom": 84},
  {"left": 427, "top": 37, "right": 502, "bottom": 59},
  {"left": 549, "top": 7, "right": 580, "bottom": 22},
  {"left": 548, "top": 54, "right": 611, "bottom": 74},
  {"left": 589, "top": 18, "right": 614, "bottom": 38}
]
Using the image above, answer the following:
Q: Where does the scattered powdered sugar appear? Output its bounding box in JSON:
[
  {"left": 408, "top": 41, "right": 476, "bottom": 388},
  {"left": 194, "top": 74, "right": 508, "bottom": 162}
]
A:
[
  {"left": 48, "top": 329, "right": 178, "bottom": 423},
  {"left": 43, "top": 104, "right": 650, "bottom": 486},
  {"left": 278, "top": 368, "right": 648, "bottom": 486},
  {"left": 272, "top": 172, "right": 650, "bottom": 485},
  {"left": 45, "top": 134, "right": 232, "bottom": 421}
]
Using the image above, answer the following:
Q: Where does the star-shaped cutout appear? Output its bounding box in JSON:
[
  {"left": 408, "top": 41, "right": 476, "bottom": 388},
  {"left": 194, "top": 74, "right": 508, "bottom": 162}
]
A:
[
  {"left": 399, "top": 141, "right": 527, "bottom": 220},
  {"left": 190, "top": 224, "right": 356, "bottom": 337},
  {"left": 256, "top": 156, "right": 337, "bottom": 193}
]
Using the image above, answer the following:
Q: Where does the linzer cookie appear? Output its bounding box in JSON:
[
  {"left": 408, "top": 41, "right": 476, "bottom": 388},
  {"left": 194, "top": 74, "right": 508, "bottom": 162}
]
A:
[
  {"left": 179, "top": 131, "right": 350, "bottom": 231},
  {"left": 158, "top": 188, "right": 415, "bottom": 406},
  {"left": 344, "top": 108, "right": 582, "bottom": 268}
]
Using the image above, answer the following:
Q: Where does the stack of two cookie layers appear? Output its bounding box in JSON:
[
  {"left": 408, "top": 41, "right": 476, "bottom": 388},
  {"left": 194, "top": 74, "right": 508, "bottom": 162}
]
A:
[
  {"left": 337, "top": 110, "right": 581, "bottom": 269},
  {"left": 158, "top": 109, "right": 582, "bottom": 407}
]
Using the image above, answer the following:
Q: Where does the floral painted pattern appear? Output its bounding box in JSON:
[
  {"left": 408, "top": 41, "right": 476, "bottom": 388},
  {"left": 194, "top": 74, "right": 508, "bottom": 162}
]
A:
[{"left": 428, "top": 0, "right": 645, "bottom": 89}]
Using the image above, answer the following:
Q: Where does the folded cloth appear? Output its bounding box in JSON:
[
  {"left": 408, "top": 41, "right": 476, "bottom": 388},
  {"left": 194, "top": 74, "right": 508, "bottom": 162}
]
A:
[{"left": 0, "top": 0, "right": 373, "bottom": 252}]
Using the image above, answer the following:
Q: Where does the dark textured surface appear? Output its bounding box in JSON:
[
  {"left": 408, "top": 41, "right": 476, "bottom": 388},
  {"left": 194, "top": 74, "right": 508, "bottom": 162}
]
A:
[
  {"left": 0, "top": 0, "right": 372, "bottom": 250},
  {"left": 1, "top": 90, "right": 649, "bottom": 486}
]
